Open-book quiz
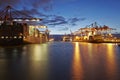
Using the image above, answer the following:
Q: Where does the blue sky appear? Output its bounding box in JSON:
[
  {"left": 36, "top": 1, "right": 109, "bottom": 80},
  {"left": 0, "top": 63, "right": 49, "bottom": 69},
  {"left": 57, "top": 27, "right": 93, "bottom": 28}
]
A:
[{"left": 0, "top": 0, "right": 120, "bottom": 34}]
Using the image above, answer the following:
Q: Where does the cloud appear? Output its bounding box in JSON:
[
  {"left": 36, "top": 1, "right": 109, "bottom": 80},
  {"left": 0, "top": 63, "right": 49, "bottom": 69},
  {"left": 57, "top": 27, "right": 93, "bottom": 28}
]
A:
[
  {"left": 17, "top": 8, "right": 48, "bottom": 18},
  {"left": 0, "top": 0, "right": 20, "bottom": 8},
  {"left": 69, "top": 17, "right": 86, "bottom": 23},
  {"left": 68, "top": 17, "right": 86, "bottom": 25},
  {"left": 58, "top": 27, "right": 69, "bottom": 31},
  {"left": 0, "top": 0, "right": 53, "bottom": 11},
  {"left": 22, "top": 0, "right": 53, "bottom": 11},
  {"left": 0, "top": 5, "right": 86, "bottom": 29},
  {"left": 41, "top": 15, "right": 68, "bottom": 26},
  {"left": 0, "top": 7, "right": 48, "bottom": 19},
  {"left": 42, "top": 16, "right": 86, "bottom": 26},
  {"left": 0, "top": 0, "right": 86, "bottom": 32},
  {"left": 43, "top": 5, "right": 53, "bottom": 11},
  {"left": 32, "top": 0, "right": 52, "bottom": 8},
  {"left": 0, "top": 0, "right": 51, "bottom": 18},
  {"left": 41, "top": 15, "right": 86, "bottom": 31}
]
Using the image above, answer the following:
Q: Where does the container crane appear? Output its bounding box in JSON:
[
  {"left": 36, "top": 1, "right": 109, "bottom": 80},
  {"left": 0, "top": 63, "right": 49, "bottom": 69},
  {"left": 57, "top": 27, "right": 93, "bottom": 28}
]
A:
[
  {"left": 0, "top": 6, "right": 43, "bottom": 45},
  {"left": 0, "top": 5, "right": 42, "bottom": 22}
]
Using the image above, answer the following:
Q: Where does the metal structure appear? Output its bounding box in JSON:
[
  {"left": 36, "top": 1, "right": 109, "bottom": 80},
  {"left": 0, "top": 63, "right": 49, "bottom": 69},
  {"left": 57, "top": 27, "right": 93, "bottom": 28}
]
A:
[
  {"left": 72, "top": 22, "right": 116, "bottom": 42},
  {"left": 0, "top": 5, "right": 42, "bottom": 22},
  {"left": 0, "top": 6, "right": 49, "bottom": 45}
]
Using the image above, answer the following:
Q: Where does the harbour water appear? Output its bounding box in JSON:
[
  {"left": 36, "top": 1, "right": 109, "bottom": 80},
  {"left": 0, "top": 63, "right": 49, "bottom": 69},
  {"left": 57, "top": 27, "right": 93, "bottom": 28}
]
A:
[{"left": 0, "top": 42, "right": 120, "bottom": 80}]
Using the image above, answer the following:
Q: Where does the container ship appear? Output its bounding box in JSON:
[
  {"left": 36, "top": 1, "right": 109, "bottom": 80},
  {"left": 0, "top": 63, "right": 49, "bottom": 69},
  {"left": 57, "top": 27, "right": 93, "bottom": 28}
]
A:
[
  {"left": 0, "top": 6, "right": 49, "bottom": 45},
  {"left": 72, "top": 22, "right": 120, "bottom": 43},
  {"left": 0, "top": 21, "right": 26, "bottom": 45}
]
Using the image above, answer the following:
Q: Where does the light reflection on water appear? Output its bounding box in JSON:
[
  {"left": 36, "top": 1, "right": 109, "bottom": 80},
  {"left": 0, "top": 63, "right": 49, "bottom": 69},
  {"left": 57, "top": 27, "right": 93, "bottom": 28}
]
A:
[
  {"left": 106, "top": 44, "right": 117, "bottom": 80},
  {"left": 28, "top": 44, "right": 49, "bottom": 80},
  {"left": 72, "top": 42, "right": 83, "bottom": 80},
  {"left": 0, "top": 42, "right": 120, "bottom": 80}
]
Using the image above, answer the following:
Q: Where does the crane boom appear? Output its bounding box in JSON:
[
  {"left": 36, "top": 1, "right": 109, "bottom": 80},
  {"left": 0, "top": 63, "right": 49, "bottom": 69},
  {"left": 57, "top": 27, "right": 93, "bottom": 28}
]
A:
[{"left": 0, "top": 5, "right": 42, "bottom": 22}]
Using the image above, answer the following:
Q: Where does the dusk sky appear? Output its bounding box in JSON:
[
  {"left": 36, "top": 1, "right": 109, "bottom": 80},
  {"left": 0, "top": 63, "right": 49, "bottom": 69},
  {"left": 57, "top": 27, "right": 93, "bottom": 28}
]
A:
[{"left": 0, "top": 0, "right": 120, "bottom": 34}]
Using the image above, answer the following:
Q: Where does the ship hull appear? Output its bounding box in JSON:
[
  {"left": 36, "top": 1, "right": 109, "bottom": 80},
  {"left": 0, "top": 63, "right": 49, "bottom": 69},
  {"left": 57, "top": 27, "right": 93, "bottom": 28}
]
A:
[
  {"left": 0, "top": 37, "right": 23, "bottom": 46},
  {"left": 0, "top": 21, "right": 24, "bottom": 46}
]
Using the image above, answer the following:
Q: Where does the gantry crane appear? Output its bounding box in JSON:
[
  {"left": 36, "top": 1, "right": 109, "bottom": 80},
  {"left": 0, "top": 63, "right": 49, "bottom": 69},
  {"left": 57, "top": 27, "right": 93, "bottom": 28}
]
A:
[{"left": 0, "top": 5, "right": 42, "bottom": 22}]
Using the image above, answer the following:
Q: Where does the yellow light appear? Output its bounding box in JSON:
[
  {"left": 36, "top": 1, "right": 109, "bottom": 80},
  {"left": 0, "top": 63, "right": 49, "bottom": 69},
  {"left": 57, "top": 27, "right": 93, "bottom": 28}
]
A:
[
  {"left": 88, "top": 32, "right": 91, "bottom": 36},
  {"left": 28, "top": 44, "right": 49, "bottom": 79},
  {"left": 1, "top": 36, "right": 4, "bottom": 39},
  {"left": 109, "top": 33, "right": 111, "bottom": 35},
  {"left": 72, "top": 42, "right": 83, "bottom": 80},
  {"left": 18, "top": 19, "right": 22, "bottom": 21},
  {"left": 5, "top": 36, "right": 8, "bottom": 39},
  {"left": 19, "top": 36, "right": 22, "bottom": 39},
  {"left": 13, "top": 19, "right": 17, "bottom": 21},
  {"left": 75, "top": 36, "right": 79, "bottom": 39},
  {"left": 14, "top": 36, "right": 17, "bottom": 39},
  {"left": 106, "top": 44, "right": 117, "bottom": 78},
  {"left": 25, "top": 19, "right": 29, "bottom": 21},
  {"left": 31, "top": 19, "right": 36, "bottom": 21},
  {"left": 36, "top": 19, "right": 40, "bottom": 21},
  {"left": 40, "top": 26, "right": 47, "bottom": 28},
  {"left": 84, "top": 36, "right": 88, "bottom": 40}
]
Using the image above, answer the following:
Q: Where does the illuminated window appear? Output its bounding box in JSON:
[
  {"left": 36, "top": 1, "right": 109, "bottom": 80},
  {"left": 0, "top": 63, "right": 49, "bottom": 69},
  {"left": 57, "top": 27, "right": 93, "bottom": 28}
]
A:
[
  {"left": 1, "top": 36, "right": 4, "bottom": 39},
  {"left": 19, "top": 36, "right": 22, "bottom": 39},
  {"left": 25, "top": 19, "right": 29, "bottom": 21},
  {"left": 14, "top": 36, "right": 17, "bottom": 39},
  {"left": 6, "top": 36, "right": 8, "bottom": 39}
]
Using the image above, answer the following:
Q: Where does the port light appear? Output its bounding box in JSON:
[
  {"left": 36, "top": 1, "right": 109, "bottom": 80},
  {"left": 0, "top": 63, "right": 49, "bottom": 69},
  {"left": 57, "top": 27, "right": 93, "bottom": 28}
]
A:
[
  {"left": 1, "top": 36, "right": 4, "bottom": 39},
  {"left": 6, "top": 36, "right": 8, "bottom": 39},
  {"left": 14, "top": 36, "right": 17, "bottom": 39},
  {"left": 19, "top": 36, "right": 22, "bottom": 39}
]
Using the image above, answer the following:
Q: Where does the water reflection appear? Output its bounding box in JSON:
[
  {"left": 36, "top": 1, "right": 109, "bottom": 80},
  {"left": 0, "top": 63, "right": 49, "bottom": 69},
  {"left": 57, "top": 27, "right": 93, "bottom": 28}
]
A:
[
  {"left": 0, "top": 44, "right": 50, "bottom": 80},
  {"left": 0, "top": 50, "right": 7, "bottom": 79},
  {"left": 28, "top": 44, "right": 49, "bottom": 80},
  {"left": 0, "top": 47, "right": 24, "bottom": 60},
  {"left": 0, "top": 46, "right": 25, "bottom": 80},
  {"left": 87, "top": 43, "right": 93, "bottom": 58},
  {"left": 72, "top": 42, "right": 83, "bottom": 80},
  {"left": 106, "top": 44, "right": 117, "bottom": 80},
  {"left": 0, "top": 42, "right": 120, "bottom": 80}
]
